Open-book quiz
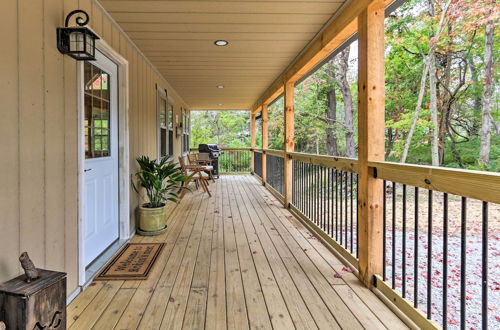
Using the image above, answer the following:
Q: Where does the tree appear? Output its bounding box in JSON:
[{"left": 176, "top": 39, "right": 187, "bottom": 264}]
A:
[
  {"left": 479, "top": 17, "right": 495, "bottom": 166},
  {"left": 335, "top": 48, "right": 356, "bottom": 158}
]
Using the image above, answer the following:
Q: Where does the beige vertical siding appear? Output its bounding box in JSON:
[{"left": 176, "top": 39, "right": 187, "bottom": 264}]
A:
[{"left": 0, "top": 0, "right": 188, "bottom": 295}]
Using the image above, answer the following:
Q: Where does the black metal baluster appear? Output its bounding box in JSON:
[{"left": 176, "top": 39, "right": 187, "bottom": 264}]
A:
[
  {"left": 321, "top": 167, "right": 326, "bottom": 230},
  {"left": 321, "top": 167, "right": 324, "bottom": 229},
  {"left": 392, "top": 181, "right": 396, "bottom": 289},
  {"left": 356, "top": 174, "right": 359, "bottom": 258},
  {"left": 340, "top": 171, "right": 343, "bottom": 245},
  {"left": 314, "top": 165, "right": 318, "bottom": 223},
  {"left": 329, "top": 168, "right": 333, "bottom": 236},
  {"left": 327, "top": 168, "right": 331, "bottom": 235},
  {"left": 350, "top": 172, "right": 353, "bottom": 253},
  {"left": 383, "top": 180, "right": 387, "bottom": 281},
  {"left": 460, "top": 197, "right": 466, "bottom": 329},
  {"left": 427, "top": 189, "right": 433, "bottom": 319},
  {"left": 308, "top": 163, "right": 311, "bottom": 219},
  {"left": 317, "top": 166, "right": 320, "bottom": 226},
  {"left": 312, "top": 165, "right": 315, "bottom": 222},
  {"left": 335, "top": 169, "right": 339, "bottom": 241},
  {"left": 402, "top": 184, "right": 407, "bottom": 298},
  {"left": 345, "top": 172, "right": 348, "bottom": 248},
  {"left": 292, "top": 160, "right": 295, "bottom": 205},
  {"left": 297, "top": 161, "right": 300, "bottom": 210},
  {"left": 301, "top": 162, "right": 304, "bottom": 211},
  {"left": 317, "top": 166, "right": 320, "bottom": 224},
  {"left": 443, "top": 193, "right": 448, "bottom": 329},
  {"left": 482, "top": 201, "right": 488, "bottom": 330},
  {"left": 414, "top": 187, "right": 419, "bottom": 308}
]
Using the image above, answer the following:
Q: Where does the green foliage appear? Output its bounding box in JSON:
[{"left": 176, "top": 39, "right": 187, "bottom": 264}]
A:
[
  {"left": 190, "top": 110, "right": 251, "bottom": 148},
  {"left": 268, "top": 97, "right": 285, "bottom": 150},
  {"left": 133, "top": 156, "right": 186, "bottom": 208}
]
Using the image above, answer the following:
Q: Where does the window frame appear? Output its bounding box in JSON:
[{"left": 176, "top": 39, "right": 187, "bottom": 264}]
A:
[
  {"left": 181, "top": 108, "right": 190, "bottom": 154},
  {"left": 157, "top": 86, "right": 173, "bottom": 160}
]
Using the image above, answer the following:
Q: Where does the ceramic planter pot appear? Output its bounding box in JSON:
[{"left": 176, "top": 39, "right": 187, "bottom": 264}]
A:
[{"left": 137, "top": 203, "right": 168, "bottom": 236}]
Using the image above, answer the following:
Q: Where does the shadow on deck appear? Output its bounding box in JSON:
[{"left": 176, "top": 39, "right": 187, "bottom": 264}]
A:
[{"left": 67, "top": 175, "right": 408, "bottom": 329}]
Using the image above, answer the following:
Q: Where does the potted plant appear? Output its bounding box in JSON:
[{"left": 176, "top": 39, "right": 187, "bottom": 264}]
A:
[{"left": 133, "top": 156, "right": 186, "bottom": 235}]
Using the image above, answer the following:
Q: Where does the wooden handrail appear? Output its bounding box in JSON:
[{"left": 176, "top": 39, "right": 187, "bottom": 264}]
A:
[
  {"left": 369, "top": 161, "right": 500, "bottom": 205},
  {"left": 288, "top": 152, "right": 358, "bottom": 173},
  {"left": 189, "top": 147, "right": 252, "bottom": 152},
  {"left": 262, "top": 149, "right": 285, "bottom": 157},
  {"left": 220, "top": 147, "right": 252, "bottom": 151}
]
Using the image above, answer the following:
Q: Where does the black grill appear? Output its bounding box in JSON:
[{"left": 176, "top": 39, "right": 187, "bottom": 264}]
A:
[{"left": 198, "top": 144, "right": 223, "bottom": 177}]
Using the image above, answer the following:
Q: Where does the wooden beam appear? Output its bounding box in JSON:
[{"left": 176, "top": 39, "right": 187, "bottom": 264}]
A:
[
  {"left": 283, "top": 81, "right": 294, "bottom": 207},
  {"left": 357, "top": 0, "right": 386, "bottom": 288},
  {"left": 250, "top": 113, "right": 256, "bottom": 172},
  {"left": 261, "top": 103, "right": 269, "bottom": 185}
]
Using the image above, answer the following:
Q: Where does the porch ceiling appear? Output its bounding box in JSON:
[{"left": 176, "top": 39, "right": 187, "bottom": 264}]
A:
[{"left": 99, "top": 0, "right": 348, "bottom": 110}]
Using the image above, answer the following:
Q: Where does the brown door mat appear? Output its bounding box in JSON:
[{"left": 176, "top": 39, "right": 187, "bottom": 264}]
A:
[{"left": 94, "top": 243, "right": 165, "bottom": 281}]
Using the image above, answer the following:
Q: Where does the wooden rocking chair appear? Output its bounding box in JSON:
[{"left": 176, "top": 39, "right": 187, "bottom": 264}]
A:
[
  {"left": 188, "top": 153, "right": 215, "bottom": 182},
  {"left": 178, "top": 156, "right": 212, "bottom": 198}
]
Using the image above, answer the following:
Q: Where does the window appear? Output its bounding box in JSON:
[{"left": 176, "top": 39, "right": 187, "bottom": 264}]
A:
[
  {"left": 84, "top": 62, "right": 111, "bottom": 158},
  {"left": 182, "top": 108, "right": 190, "bottom": 154},
  {"left": 157, "top": 88, "right": 173, "bottom": 159}
]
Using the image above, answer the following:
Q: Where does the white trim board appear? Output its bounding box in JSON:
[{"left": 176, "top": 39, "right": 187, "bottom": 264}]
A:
[{"left": 77, "top": 38, "right": 130, "bottom": 286}]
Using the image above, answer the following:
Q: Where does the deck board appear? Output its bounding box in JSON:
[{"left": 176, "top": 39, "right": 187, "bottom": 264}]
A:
[{"left": 68, "top": 175, "right": 408, "bottom": 330}]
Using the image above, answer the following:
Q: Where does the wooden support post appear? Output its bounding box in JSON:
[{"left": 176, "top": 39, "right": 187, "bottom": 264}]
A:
[
  {"left": 250, "top": 113, "right": 256, "bottom": 173},
  {"left": 262, "top": 103, "right": 268, "bottom": 185},
  {"left": 283, "top": 81, "right": 295, "bottom": 207},
  {"left": 357, "top": 0, "right": 385, "bottom": 287}
]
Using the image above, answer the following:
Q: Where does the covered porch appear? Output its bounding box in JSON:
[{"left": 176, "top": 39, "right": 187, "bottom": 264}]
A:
[
  {"left": 0, "top": 0, "right": 497, "bottom": 328},
  {"left": 67, "top": 175, "right": 407, "bottom": 329}
]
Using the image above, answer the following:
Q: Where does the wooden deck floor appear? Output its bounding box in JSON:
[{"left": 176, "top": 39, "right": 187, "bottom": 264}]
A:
[{"left": 68, "top": 175, "right": 407, "bottom": 329}]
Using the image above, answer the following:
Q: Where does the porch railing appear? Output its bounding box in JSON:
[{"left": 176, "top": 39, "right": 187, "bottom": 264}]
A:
[
  {"left": 189, "top": 147, "right": 252, "bottom": 174},
  {"left": 218, "top": 148, "right": 251, "bottom": 173},
  {"left": 253, "top": 150, "right": 263, "bottom": 178},
  {"left": 251, "top": 148, "right": 499, "bottom": 329},
  {"left": 265, "top": 150, "right": 285, "bottom": 196}
]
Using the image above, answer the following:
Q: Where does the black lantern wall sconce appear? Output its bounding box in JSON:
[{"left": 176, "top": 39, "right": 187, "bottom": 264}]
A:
[{"left": 57, "top": 10, "right": 99, "bottom": 61}]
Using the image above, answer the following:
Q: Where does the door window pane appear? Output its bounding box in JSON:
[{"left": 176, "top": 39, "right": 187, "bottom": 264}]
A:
[{"left": 84, "top": 62, "right": 111, "bottom": 159}]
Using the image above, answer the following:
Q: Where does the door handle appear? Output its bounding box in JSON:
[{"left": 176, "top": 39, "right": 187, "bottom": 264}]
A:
[{"left": 84, "top": 168, "right": 92, "bottom": 172}]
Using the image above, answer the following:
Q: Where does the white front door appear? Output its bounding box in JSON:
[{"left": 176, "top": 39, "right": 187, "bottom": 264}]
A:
[{"left": 83, "top": 50, "right": 119, "bottom": 267}]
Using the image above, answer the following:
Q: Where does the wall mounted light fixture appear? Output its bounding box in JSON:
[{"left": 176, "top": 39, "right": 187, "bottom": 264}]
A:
[{"left": 57, "top": 10, "right": 100, "bottom": 61}]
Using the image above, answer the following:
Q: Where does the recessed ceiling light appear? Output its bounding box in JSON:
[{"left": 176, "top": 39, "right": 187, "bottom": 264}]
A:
[
  {"left": 216, "top": 85, "right": 224, "bottom": 89},
  {"left": 218, "top": 103, "right": 223, "bottom": 106},
  {"left": 214, "top": 40, "right": 229, "bottom": 46}
]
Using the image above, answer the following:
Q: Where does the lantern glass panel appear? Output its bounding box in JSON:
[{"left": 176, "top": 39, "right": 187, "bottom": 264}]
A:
[
  {"left": 69, "top": 31, "right": 85, "bottom": 52},
  {"left": 86, "top": 34, "right": 95, "bottom": 57}
]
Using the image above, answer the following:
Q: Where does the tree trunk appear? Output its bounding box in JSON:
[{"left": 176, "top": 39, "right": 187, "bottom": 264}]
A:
[
  {"left": 468, "top": 57, "right": 482, "bottom": 113},
  {"left": 479, "top": 20, "right": 494, "bottom": 166},
  {"left": 326, "top": 88, "right": 339, "bottom": 156},
  {"left": 386, "top": 127, "right": 395, "bottom": 159},
  {"left": 429, "top": 51, "right": 440, "bottom": 166},
  {"left": 401, "top": 60, "right": 429, "bottom": 163},
  {"left": 400, "top": 0, "right": 452, "bottom": 164},
  {"left": 335, "top": 48, "right": 355, "bottom": 158}
]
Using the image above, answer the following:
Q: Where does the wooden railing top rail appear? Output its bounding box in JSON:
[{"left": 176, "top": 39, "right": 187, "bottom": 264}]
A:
[
  {"left": 369, "top": 161, "right": 500, "bottom": 205},
  {"left": 220, "top": 147, "right": 252, "bottom": 151},
  {"left": 263, "top": 148, "right": 285, "bottom": 157},
  {"left": 189, "top": 147, "right": 252, "bottom": 152},
  {"left": 288, "top": 152, "right": 358, "bottom": 173}
]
